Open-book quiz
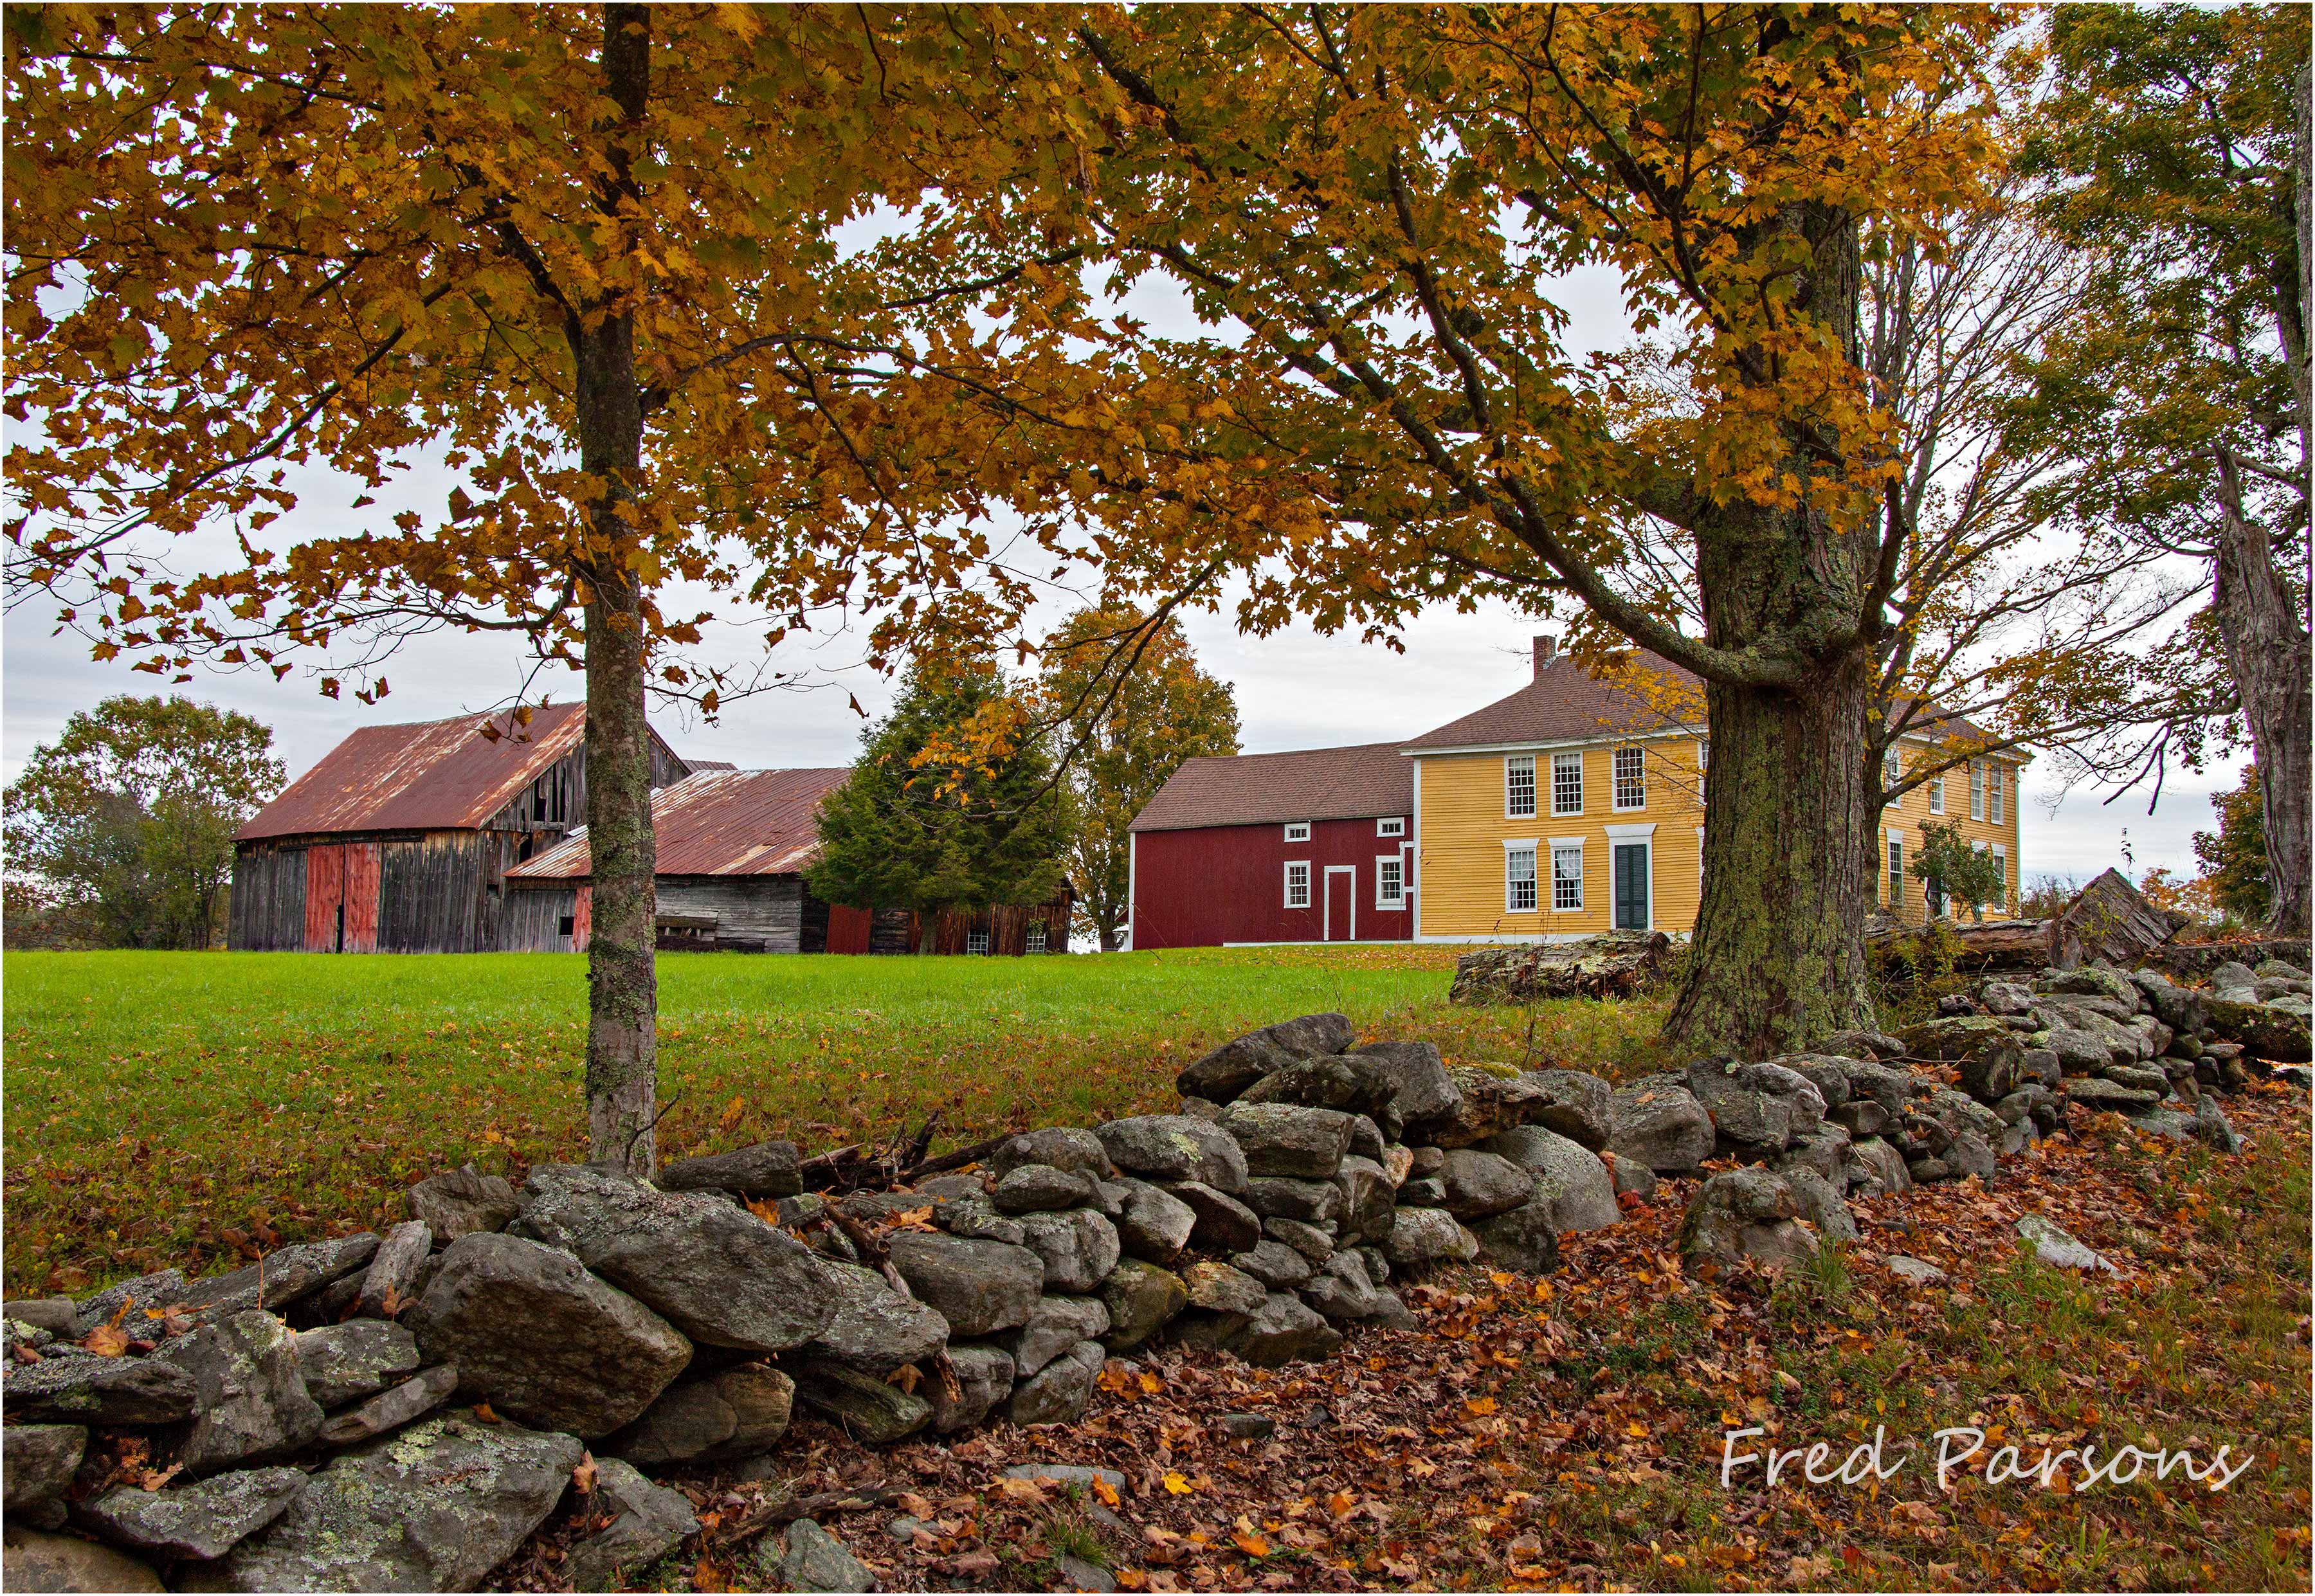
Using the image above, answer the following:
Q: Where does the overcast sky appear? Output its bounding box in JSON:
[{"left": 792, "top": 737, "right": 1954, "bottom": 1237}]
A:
[{"left": 2, "top": 240, "right": 2244, "bottom": 888}]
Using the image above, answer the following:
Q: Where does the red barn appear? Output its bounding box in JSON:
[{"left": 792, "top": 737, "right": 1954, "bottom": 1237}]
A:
[{"left": 1128, "top": 743, "right": 1415, "bottom": 948}]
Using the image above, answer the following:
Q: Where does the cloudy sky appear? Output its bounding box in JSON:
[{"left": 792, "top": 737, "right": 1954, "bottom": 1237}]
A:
[{"left": 3, "top": 248, "right": 2243, "bottom": 887}]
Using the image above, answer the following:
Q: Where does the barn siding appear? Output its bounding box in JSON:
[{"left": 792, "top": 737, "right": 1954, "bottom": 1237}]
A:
[
  {"left": 1131, "top": 816, "right": 1416, "bottom": 949},
  {"left": 228, "top": 843, "right": 308, "bottom": 950},
  {"left": 652, "top": 876, "right": 804, "bottom": 952},
  {"left": 500, "top": 883, "right": 581, "bottom": 952}
]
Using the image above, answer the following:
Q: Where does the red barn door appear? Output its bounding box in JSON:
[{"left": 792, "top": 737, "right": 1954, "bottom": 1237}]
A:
[
  {"left": 826, "top": 904, "right": 872, "bottom": 955},
  {"left": 341, "top": 843, "right": 380, "bottom": 952},
  {"left": 571, "top": 884, "right": 592, "bottom": 952},
  {"left": 302, "top": 844, "right": 345, "bottom": 951}
]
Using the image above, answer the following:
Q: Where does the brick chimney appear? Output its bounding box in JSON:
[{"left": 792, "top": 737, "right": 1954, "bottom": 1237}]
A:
[{"left": 1533, "top": 634, "right": 1557, "bottom": 678}]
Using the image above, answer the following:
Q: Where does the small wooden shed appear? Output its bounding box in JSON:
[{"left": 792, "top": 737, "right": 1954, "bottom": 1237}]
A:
[{"left": 228, "top": 705, "right": 690, "bottom": 952}]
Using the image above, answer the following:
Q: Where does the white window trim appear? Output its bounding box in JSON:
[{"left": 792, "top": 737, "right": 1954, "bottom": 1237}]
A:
[
  {"left": 1410, "top": 761, "right": 1423, "bottom": 939},
  {"left": 1548, "top": 836, "right": 1585, "bottom": 912},
  {"left": 1602, "top": 821, "right": 1657, "bottom": 840},
  {"left": 1607, "top": 836, "right": 1654, "bottom": 931},
  {"left": 1611, "top": 745, "right": 1648, "bottom": 812},
  {"left": 1992, "top": 842, "right": 2009, "bottom": 909},
  {"left": 1885, "top": 828, "right": 1905, "bottom": 909},
  {"left": 1284, "top": 860, "right": 1311, "bottom": 909},
  {"left": 1550, "top": 750, "right": 1584, "bottom": 817},
  {"left": 1323, "top": 864, "right": 1357, "bottom": 942},
  {"left": 1989, "top": 764, "right": 2006, "bottom": 824},
  {"left": 1283, "top": 821, "right": 1311, "bottom": 842},
  {"left": 1927, "top": 773, "right": 1945, "bottom": 815},
  {"left": 1969, "top": 760, "right": 1986, "bottom": 821},
  {"left": 1374, "top": 853, "right": 1405, "bottom": 910},
  {"left": 1503, "top": 838, "right": 1539, "bottom": 915},
  {"left": 1376, "top": 815, "right": 1405, "bottom": 838},
  {"left": 1505, "top": 754, "right": 1538, "bottom": 820}
]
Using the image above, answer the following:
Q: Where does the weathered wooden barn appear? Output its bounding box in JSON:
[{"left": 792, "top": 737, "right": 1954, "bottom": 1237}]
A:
[
  {"left": 227, "top": 704, "right": 692, "bottom": 952},
  {"left": 502, "top": 766, "right": 1072, "bottom": 956}
]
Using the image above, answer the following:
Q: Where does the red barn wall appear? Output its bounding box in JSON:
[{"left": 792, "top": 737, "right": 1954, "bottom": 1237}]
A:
[{"left": 1131, "top": 817, "right": 1415, "bottom": 949}]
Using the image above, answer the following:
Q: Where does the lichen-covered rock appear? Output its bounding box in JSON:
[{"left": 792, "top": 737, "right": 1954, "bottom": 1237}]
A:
[
  {"left": 1436, "top": 1148, "right": 1535, "bottom": 1219},
  {"left": 1224, "top": 1292, "right": 1344, "bottom": 1366},
  {"left": 177, "top": 1415, "right": 583, "bottom": 1593},
  {"left": 1404, "top": 1066, "right": 1547, "bottom": 1148},
  {"left": 797, "top": 1262, "right": 949, "bottom": 1377},
  {"left": 1161, "top": 1181, "right": 1262, "bottom": 1254},
  {"left": 406, "top": 1232, "right": 691, "bottom": 1439},
  {"left": 1469, "top": 1199, "right": 1562, "bottom": 1275},
  {"left": 1516, "top": 1069, "right": 1615, "bottom": 1149},
  {"left": 73, "top": 1467, "right": 305, "bottom": 1562},
  {"left": 3, "top": 1350, "right": 195, "bottom": 1427},
  {"left": 1484, "top": 1126, "right": 1619, "bottom": 1233},
  {"left": 2, "top": 1425, "right": 85, "bottom": 1528},
  {"left": 1098, "top": 1116, "right": 1249, "bottom": 1193},
  {"left": 655, "top": 1140, "right": 803, "bottom": 1199},
  {"left": 406, "top": 1164, "right": 522, "bottom": 1247},
  {"left": 1219, "top": 1102, "right": 1355, "bottom": 1179},
  {"left": 928, "top": 1341, "right": 1016, "bottom": 1434},
  {"left": 152, "top": 1310, "right": 325, "bottom": 1477},
  {"left": 3, "top": 1530, "right": 163, "bottom": 1593},
  {"left": 1606, "top": 1077, "right": 1716, "bottom": 1173},
  {"left": 2036, "top": 965, "right": 2139, "bottom": 1004},
  {"left": 989, "top": 1128, "right": 1116, "bottom": 1182},
  {"left": 771, "top": 1518, "right": 881, "bottom": 1593},
  {"left": 314, "top": 1365, "right": 459, "bottom": 1448},
  {"left": 793, "top": 1362, "right": 932, "bottom": 1443},
  {"left": 1099, "top": 1260, "right": 1188, "bottom": 1351},
  {"left": 1231, "top": 1240, "right": 1315, "bottom": 1291},
  {"left": 606, "top": 1364, "right": 794, "bottom": 1467},
  {"left": 2063, "top": 1076, "right": 2161, "bottom": 1113},
  {"left": 566, "top": 1457, "right": 698, "bottom": 1591},
  {"left": 1775, "top": 1124, "right": 1853, "bottom": 1186},
  {"left": 999, "top": 1295, "right": 1111, "bottom": 1377},
  {"left": 179, "top": 1235, "right": 381, "bottom": 1327},
  {"left": 1181, "top": 1261, "right": 1267, "bottom": 1317},
  {"left": 1109, "top": 1180, "right": 1197, "bottom": 1265},
  {"left": 1380, "top": 1208, "right": 1469, "bottom": 1267},
  {"left": 1006, "top": 1339, "right": 1105, "bottom": 1426},
  {"left": 1016, "top": 1210, "right": 1122, "bottom": 1295},
  {"left": 508, "top": 1163, "right": 833, "bottom": 1354},
  {"left": 2014, "top": 1215, "right": 2117, "bottom": 1274},
  {"left": 1686, "top": 1057, "right": 1826, "bottom": 1151},
  {"left": 992, "top": 1164, "right": 1097, "bottom": 1214},
  {"left": 1815, "top": 1029, "right": 1906, "bottom": 1062},
  {"left": 1677, "top": 1169, "right": 1819, "bottom": 1275},
  {"left": 69, "top": 1270, "right": 188, "bottom": 1339},
  {"left": 291, "top": 1319, "right": 421, "bottom": 1409},
  {"left": 1345, "top": 1041, "right": 1461, "bottom": 1128},
  {"left": 1241, "top": 1176, "right": 1344, "bottom": 1225},
  {"left": 1449, "top": 932, "right": 1672, "bottom": 1004},
  {"left": 1262, "top": 1217, "right": 1338, "bottom": 1264},
  {"left": 2206, "top": 995, "right": 2313, "bottom": 1062},
  {"left": 885, "top": 1233, "right": 1045, "bottom": 1338}
]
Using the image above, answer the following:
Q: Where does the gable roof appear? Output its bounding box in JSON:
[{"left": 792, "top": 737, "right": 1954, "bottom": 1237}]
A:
[
  {"left": 235, "top": 703, "right": 596, "bottom": 841},
  {"left": 1401, "top": 651, "right": 1703, "bottom": 752},
  {"left": 505, "top": 766, "right": 850, "bottom": 880},
  {"left": 1129, "top": 743, "right": 1413, "bottom": 833}
]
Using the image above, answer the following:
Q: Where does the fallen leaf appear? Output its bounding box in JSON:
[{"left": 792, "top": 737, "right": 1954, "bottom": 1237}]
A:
[{"left": 1162, "top": 1470, "right": 1194, "bottom": 1495}]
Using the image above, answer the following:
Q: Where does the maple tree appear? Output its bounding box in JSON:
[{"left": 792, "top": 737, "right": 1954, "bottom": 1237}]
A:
[
  {"left": 2193, "top": 765, "right": 2273, "bottom": 929},
  {"left": 1067, "top": 5, "right": 2007, "bottom": 1054},
  {"left": 2010, "top": 6, "right": 2311, "bottom": 934},
  {"left": 3, "top": 5, "right": 1193, "bottom": 1168},
  {"left": 1037, "top": 603, "right": 1240, "bottom": 952}
]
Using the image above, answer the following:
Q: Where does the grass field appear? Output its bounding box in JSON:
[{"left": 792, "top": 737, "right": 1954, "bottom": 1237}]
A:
[{"left": 2, "top": 945, "right": 1680, "bottom": 1294}]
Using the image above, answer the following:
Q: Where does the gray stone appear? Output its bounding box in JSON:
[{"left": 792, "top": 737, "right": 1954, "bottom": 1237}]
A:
[
  {"left": 1781, "top": 1166, "right": 1858, "bottom": 1244},
  {"left": 1686, "top": 1057, "right": 1826, "bottom": 1150},
  {"left": 1177, "top": 1095, "right": 1226, "bottom": 1121},
  {"left": 1775, "top": 1124, "right": 1853, "bottom": 1186},
  {"left": 71, "top": 1270, "right": 190, "bottom": 1339},
  {"left": 1979, "top": 980, "right": 2037, "bottom": 1015},
  {"left": 1163, "top": 1181, "right": 1262, "bottom": 1253},
  {"left": 2065, "top": 1076, "right": 2162, "bottom": 1112},
  {"left": 1678, "top": 1168, "right": 1819, "bottom": 1274},
  {"left": 1333, "top": 1156, "right": 1397, "bottom": 1242},
  {"left": 1181, "top": 1261, "right": 1267, "bottom": 1316},
  {"left": 1846, "top": 1138, "right": 1912, "bottom": 1196},
  {"left": 152, "top": 1310, "right": 325, "bottom": 1476},
  {"left": 315, "top": 1364, "right": 460, "bottom": 1447},
  {"left": 1469, "top": 1199, "right": 1561, "bottom": 1275},
  {"left": 2132, "top": 1109, "right": 2198, "bottom": 1143},
  {"left": 1006, "top": 1339, "right": 1105, "bottom": 1425},
  {"left": 1219, "top": 1102, "right": 1354, "bottom": 1179},
  {"left": 990, "top": 1127, "right": 1116, "bottom": 1181},
  {"left": 1239, "top": 1054, "right": 1395, "bottom": 1117},
  {"left": 1608, "top": 1078, "right": 1716, "bottom": 1173},
  {"left": 1177, "top": 1016, "right": 1354, "bottom": 1103},
  {"left": 1606, "top": 1154, "right": 1657, "bottom": 1200},
  {"left": 1098, "top": 1116, "right": 1249, "bottom": 1193},
  {"left": 885, "top": 1231, "right": 1046, "bottom": 1338},
  {"left": 292, "top": 1319, "right": 421, "bottom": 1409},
  {"left": 774, "top": 1518, "right": 880, "bottom": 1593},
  {"left": 1345, "top": 1040, "right": 1462, "bottom": 1126},
  {"left": 179, "top": 1415, "right": 582, "bottom": 1593},
  {"left": 1224, "top": 1292, "right": 1343, "bottom": 1366},
  {"left": 179, "top": 1236, "right": 380, "bottom": 1327},
  {"left": 1398, "top": 1175, "right": 1447, "bottom": 1207},
  {"left": 793, "top": 1361, "right": 932, "bottom": 1443},
  {"left": 929, "top": 1196, "right": 1026, "bottom": 1246},
  {"left": 351, "top": 1220, "right": 432, "bottom": 1320},
  {"left": 2194, "top": 1095, "right": 2244, "bottom": 1154},
  {"left": 2019, "top": 1048, "right": 2063, "bottom": 1086},
  {"left": 1299, "top": 1252, "right": 1415, "bottom": 1327},
  {"left": 1221, "top": 1410, "right": 1277, "bottom": 1440},
  {"left": 1814, "top": 1028, "right": 1905, "bottom": 1062},
  {"left": 406, "top": 1232, "right": 692, "bottom": 1438},
  {"left": 1907, "top": 1156, "right": 1953, "bottom": 1184},
  {"left": 1381, "top": 1207, "right": 1467, "bottom": 1267},
  {"left": 656, "top": 1139, "right": 803, "bottom": 1199},
  {"left": 2101, "top": 1062, "right": 2171, "bottom": 1094},
  {"left": 2015, "top": 1215, "right": 2117, "bottom": 1274},
  {"left": 3, "top": 1353, "right": 195, "bottom": 1427},
  {"left": 2037, "top": 965, "right": 2139, "bottom": 1004},
  {"left": 999, "top": 1461, "right": 1129, "bottom": 1490},
  {"left": 1262, "top": 1216, "right": 1337, "bottom": 1264},
  {"left": 1017, "top": 1210, "right": 1123, "bottom": 1295},
  {"left": 1404, "top": 1065, "right": 1548, "bottom": 1148},
  {"left": 3, "top": 1300, "right": 77, "bottom": 1339},
  {"left": 1242, "top": 1175, "right": 1344, "bottom": 1224},
  {"left": 1231, "top": 1240, "right": 1315, "bottom": 1291},
  {"left": 1098, "top": 1260, "right": 1188, "bottom": 1351},
  {"left": 993, "top": 1164, "right": 1097, "bottom": 1213},
  {"left": 508, "top": 1163, "right": 833, "bottom": 1354},
  {"left": 1777, "top": 1055, "right": 1853, "bottom": 1113},
  {"left": 406, "top": 1164, "right": 522, "bottom": 1247},
  {"left": 605, "top": 1363, "right": 794, "bottom": 1467},
  {"left": 74, "top": 1467, "right": 305, "bottom": 1561},
  {"left": 3, "top": 1529, "right": 163, "bottom": 1592},
  {"left": 567, "top": 1456, "right": 698, "bottom": 1591},
  {"left": 928, "top": 1341, "right": 1016, "bottom": 1434},
  {"left": 1246, "top": 1012, "right": 1359, "bottom": 1058},
  {"left": 1057, "top": 1553, "right": 1117, "bottom": 1592},
  {"left": 1516, "top": 1069, "right": 1615, "bottom": 1149},
  {"left": 1884, "top": 1255, "right": 1948, "bottom": 1285},
  {"left": 1484, "top": 1126, "right": 1619, "bottom": 1233},
  {"left": 2, "top": 1426, "right": 85, "bottom": 1528},
  {"left": 1435, "top": 1148, "right": 1535, "bottom": 1219},
  {"left": 1348, "top": 1115, "right": 1388, "bottom": 1162},
  {"left": 1001, "top": 1295, "right": 1111, "bottom": 1378},
  {"left": 801, "top": 1261, "right": 949, "bottom": 1376}
]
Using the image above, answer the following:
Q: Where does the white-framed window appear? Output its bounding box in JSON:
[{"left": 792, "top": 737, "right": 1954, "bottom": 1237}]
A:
[
  {"left": 1884, "top": 747, "right": 1901, "bottom": 791},
  {"left": 1988, "top": 764, "right": 2005, "bottom": 825},
  {"left": 1550, "top": 751, "right": 1583, "bottom": 815},
  {"left": 1612, "top": 745, "right": 1646, "bottom": 810},
  {"left": 1505, "top": 755, "right": 1537, "bottom": 819},
  {"left": 1969, "top": 761, "right": 1986, "bottom": 821},
  {"left": 1284, "top": 860, "right": 1311, "bottom": 909},
  {"left": 1505, "top": 842, "right": 1538, "bottom": 912},
  {"left": 966, "top": 928, "right": 990, "bottom": 956},
  {"left": 1927, "top": 773, "right": 1945, "bottom": 815},
  {"left": 1283, "top": 821, "right": 1311, "bottom": 842},
  {"left": 1886, "top": 835, "right": 1904, "bottom": 907},
  {"left": 1992, "top": 843, "right": 2009, "bottom": 910},
  {"left": 1376, "top": 815, "right": 1404, "bottom": 838},
  {"left": 1375, "top": 854, "right": 1404, "bottom": 909},
  {"left": 1025, "top": 921, "right": 1047, "bottom": 954},
  {"left": 1697, "top": 737, "right": 1710, "bottom": 772},
  {"left": 1550, "top": 841, "right": 1584, "bottom": 911}
]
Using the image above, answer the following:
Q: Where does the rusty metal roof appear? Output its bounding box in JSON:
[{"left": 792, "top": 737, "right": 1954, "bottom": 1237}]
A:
[
  {"left": 505, "top": 766, "right": 851, "bottom": 880},
  {"left": 235, "top": 703, "right": 592, "bottom": 842},
  {"left": 1129, "top": 742, "right": 1413, "bottom": 833}
]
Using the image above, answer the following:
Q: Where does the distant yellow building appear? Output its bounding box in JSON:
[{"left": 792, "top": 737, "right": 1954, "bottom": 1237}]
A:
[{"left": 1403, "top": 637, "right": 2026, "bottom": 941}]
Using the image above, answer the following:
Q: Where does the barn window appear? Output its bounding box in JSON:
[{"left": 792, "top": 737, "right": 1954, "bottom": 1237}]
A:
[
  {"left": 1376, "top": 816, "right": 1404, "bottom": 838},
  {"left": 1375, "top": 855, "right": 1404, "bottom": 909},
  {"left": 967, "top": 928, "right": 990, "bottom": 956},
  {"left": 1283, "top": 821, "right": 1311, "bottom": 842},
  {"left": 1026, "top": 921, "right": 1048, "bottom": 954},
  {"left": 558, "top": 914, "right": 576, "bottom": 936},
  {"left": 1284, "top": 860, "right": 1311, "bottom": 909}
]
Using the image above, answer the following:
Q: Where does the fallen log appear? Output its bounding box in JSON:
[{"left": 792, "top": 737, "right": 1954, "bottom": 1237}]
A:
[{"left": 1866, "top": 916, "right": 2052, "bottom": 974}]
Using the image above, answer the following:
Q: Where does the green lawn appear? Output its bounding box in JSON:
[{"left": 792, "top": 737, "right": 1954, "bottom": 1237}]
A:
[{"left": 2, "top": 945, "right": 1679, "bottom": 1294}]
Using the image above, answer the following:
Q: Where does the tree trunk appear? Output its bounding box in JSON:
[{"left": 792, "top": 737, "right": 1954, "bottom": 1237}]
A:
[
  {"left": 1099, "top": 927, "right": 1120, "bottom": 953},
  {"left": 576, "top": 3, "right": 658, "bottom": 1174},
  {"left": 2212, "top": 448, "right": 2312, "bottom": 937},
  {"left": 1667, "top": 644, "right": 1878, "bottom": 1055}
]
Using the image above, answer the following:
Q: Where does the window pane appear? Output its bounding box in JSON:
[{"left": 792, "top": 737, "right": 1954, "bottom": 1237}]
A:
[
  {"left": 1377, "top": 857, "right": 1403, "bottom": 905},
  {"left": 1507, "top": 756, "right": 1536, "bottom": 817},
  {"left": 1552, "top": 752, "right": 1583, "bottom": 815},
  {"left": 1989, "top": 766, "right": 2004, "bottom": 824},
  {"left": 1552, "top": 845, "right": 1583, "bottom": 909},
  {"left": 1887, "top": 839, "right": 1903, "bottom": 906},
  {"left": 1285, "top": 862, "right": 1310, "bottom": 908},
  {"left": 1613, "top": 746, "right": 1645, "bottom": 808},
  {"left": 1928, "top": 775, "right": 1944, "bottom": 814},
  {"left": 1507, "top": 848, "right": 1537, "bottom": 912}
]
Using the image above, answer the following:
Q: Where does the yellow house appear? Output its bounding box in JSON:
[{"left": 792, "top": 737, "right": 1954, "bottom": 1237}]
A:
[{"left": 1403, "top": 637, "right": 2026, "bottom": 941}]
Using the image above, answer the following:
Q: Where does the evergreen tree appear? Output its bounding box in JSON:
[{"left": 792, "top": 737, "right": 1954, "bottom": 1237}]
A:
[{"left": 808, "top": 661, "right": 1068, "bottom": 937}]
